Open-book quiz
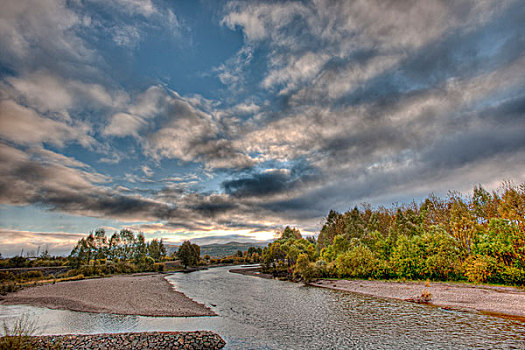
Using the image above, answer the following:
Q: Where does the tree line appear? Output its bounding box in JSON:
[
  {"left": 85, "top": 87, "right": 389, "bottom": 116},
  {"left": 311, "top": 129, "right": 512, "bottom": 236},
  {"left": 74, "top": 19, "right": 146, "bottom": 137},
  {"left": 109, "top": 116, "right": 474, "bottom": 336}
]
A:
[
  {"left": 262, "top": 182, "right": 525, "bottom": 285},
  {"left": 69, "top": 229, "right": 167, "bottom": 267}
]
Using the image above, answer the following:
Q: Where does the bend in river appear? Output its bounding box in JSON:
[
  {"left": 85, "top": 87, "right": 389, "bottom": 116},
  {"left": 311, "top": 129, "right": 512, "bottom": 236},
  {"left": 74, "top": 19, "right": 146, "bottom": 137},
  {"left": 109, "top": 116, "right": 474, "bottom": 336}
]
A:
[{"left": 1, "top": 266, "right": 524, "bottom": 349}]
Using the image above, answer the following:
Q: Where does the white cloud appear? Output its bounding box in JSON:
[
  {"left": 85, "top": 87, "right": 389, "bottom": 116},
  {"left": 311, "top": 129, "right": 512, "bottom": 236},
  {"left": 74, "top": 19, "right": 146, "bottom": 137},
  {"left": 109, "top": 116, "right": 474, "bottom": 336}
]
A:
[
  {"left": 0, "top": 99, "right": 94, "bottom": 148},
  {"left": 142, "top": 165, "right": 154, "bottom": 177},
  {"left": 0, "top": 0, "right": 92, "bottom": 68},
  {"left": 110, "top": 25, "right": 141, "bottom": 48},
  {"left": 222, "top": 0, "right": 508, "bottom": 101},
  {"left": 104, "top": 112, "right": 146, "bottom": 137},
  {"left": 7, "top": 70, "right": 118, "bottom": 117}
]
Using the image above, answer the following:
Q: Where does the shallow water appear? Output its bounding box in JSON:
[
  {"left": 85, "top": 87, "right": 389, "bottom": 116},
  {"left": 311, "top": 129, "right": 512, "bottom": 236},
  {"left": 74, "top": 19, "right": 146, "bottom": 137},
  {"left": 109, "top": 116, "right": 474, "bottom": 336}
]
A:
[{"left": 1, "top": 266, "right": 524, "bottom": 349}]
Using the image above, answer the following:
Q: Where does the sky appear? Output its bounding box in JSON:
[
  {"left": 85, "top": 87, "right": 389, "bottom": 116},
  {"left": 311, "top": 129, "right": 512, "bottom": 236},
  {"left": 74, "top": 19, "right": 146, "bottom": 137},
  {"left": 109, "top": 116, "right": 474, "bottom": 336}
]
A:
[{"left": 0, "top": 0, "right": 524, "bottom": 256}]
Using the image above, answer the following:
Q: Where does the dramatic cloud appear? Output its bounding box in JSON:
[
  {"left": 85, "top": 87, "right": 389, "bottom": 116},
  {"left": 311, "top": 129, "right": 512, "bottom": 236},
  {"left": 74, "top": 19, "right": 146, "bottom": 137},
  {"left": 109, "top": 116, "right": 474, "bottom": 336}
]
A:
[
  {"left": 0, "top": 100, "right": 94, "bottom": 147},
  {"left": 1, "top": 0, "right": 524, "bottom": 255}
]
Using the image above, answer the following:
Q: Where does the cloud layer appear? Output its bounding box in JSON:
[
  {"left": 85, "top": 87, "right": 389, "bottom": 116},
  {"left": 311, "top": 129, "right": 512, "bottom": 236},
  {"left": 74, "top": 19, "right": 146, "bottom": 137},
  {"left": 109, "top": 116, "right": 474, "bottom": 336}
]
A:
[{"left": 1, "top": 0, "right": 524, "bottom": 255}]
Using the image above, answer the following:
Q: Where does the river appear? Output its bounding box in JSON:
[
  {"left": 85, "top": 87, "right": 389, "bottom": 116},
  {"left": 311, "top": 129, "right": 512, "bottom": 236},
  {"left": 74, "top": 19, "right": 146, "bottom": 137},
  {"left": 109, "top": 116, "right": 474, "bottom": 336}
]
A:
[{"left": 1, "top": 266, "right": 524, "bottom": 349}]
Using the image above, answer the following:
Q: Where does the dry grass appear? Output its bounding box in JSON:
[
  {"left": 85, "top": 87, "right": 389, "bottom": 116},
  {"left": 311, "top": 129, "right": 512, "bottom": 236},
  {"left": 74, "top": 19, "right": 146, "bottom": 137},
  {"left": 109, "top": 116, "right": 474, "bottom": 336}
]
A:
[{"left": 0, "top": 314, "right": 36, "bottom": 350}]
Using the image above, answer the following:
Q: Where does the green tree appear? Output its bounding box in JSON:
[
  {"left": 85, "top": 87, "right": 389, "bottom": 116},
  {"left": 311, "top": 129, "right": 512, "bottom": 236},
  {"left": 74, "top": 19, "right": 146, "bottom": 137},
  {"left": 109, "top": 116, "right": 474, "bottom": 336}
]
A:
[
  {"left": 148, "top": 238, "right": 167, "bottom": 262},
  {"left": 119, "top": 229, "right": 135, "bottom": 260},
  {"left": 279, "top": 226, "right": 302, "bottom": 240},
  {"left": 94, "top": 228, "right": 108, "bottom": 262},
  {"left": 177, "top": 241, "right": 199, "bottom": 268},
  {"left": 335, "top": 245, "right": 376, "bottom": 278},
  {"left": 134, "top": 233, "right": 147, "bottom": 263},
  {"left": 333, "top": 234, "right": 349, "bottom": 257},
  {"left": 294, "top": 253, "right": 315, "bottom": 282}
]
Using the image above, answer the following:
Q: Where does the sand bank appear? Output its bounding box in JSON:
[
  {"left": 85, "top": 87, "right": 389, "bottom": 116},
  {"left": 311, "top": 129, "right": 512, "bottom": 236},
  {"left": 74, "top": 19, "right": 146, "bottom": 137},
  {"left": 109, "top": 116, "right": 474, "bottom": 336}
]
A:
[
  {"left": 1, "top": 273, "right": 215, "bottom": 317},
  {"left": 311, "top": 279, "right": 525, "bottom": 321}
]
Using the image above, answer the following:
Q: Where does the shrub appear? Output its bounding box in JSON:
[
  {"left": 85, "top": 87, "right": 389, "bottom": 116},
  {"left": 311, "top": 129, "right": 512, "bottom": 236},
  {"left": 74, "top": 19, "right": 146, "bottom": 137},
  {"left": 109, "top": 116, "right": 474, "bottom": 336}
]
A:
[
  {"left": 391, "top": 235, "right": 424, "bottom": 279},
  {"left": 0, "top": 272, "right": 14, "bottom": 282},
  {"left": 335, "top": 245, "right": 376, "bottom": 278},
  {"left": 501, "top": 266, "right": 525, "bottom": 285},
  {"left": 463, "top": 255, "right": 500, "bottom": 283},
  {"left": 21, "top": 271, "right": 43, "bottom": 280},
  {"left": 294, "top": 253, "right": 315, "bottom": 282},
  {"left": 313, "top": 260, "right": 328, "bottom": 278},
  {"left": 372, "top": 260, "right": 393, "bottom": 279},
  {"left": 0, "top": 282, "right": 21, "bottom": 295}
]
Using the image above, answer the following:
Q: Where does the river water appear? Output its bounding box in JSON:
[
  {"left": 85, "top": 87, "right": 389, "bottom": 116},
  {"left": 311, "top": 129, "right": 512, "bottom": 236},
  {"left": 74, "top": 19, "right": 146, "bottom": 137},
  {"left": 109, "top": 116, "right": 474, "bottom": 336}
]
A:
[{"left": 1, "top": 266, "right": 524, "bottom": 349}]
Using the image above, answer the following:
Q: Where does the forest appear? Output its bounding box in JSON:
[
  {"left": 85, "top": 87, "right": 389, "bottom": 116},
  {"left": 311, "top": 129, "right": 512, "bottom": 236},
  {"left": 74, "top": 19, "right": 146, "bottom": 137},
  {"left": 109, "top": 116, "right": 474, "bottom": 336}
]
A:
[{"left": 262, "top": 182, "right": 525, "bottom": 285}]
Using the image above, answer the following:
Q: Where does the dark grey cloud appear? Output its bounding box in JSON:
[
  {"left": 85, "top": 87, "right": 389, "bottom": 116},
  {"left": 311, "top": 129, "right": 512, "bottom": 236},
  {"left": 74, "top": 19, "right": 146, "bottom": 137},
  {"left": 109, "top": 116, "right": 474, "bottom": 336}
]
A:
[
  {"left": 222, "top": 160, "right": 319, "bottom": 198},
  {"left": 223, "top": 170, "right": 292, "bottom": 197},
  {"left": 2, "top": 0, "right": 525, "bottom": 255},
  {"left": 186, "top": 195, "right": 238, "bottom": 218}
]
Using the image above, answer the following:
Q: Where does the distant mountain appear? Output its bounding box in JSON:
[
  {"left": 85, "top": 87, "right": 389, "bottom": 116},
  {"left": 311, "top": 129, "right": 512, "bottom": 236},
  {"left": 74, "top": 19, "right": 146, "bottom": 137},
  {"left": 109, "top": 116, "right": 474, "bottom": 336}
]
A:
[
  {"left": 199, "top": 241, "right": 269, "bottom": 258},
  {"left": 166, "top": 241, "right": 269, "bottom": 258}
]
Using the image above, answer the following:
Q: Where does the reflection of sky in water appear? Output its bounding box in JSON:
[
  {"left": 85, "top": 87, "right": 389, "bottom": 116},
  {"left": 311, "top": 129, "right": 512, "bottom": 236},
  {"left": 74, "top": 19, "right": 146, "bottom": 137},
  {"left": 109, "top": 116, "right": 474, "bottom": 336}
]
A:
[
  {"left": 0, "top": 304, "right": 223, "bottom": 336},
  {"left": 1, "top": 266, "right": 525, "bottom": 350}
]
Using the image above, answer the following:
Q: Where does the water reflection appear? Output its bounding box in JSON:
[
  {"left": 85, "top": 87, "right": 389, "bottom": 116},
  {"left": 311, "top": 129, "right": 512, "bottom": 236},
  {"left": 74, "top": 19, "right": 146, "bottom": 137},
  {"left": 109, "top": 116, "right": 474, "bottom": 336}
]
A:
[{"left": 1, "top": 266, "right": 524, "bottom": 349}]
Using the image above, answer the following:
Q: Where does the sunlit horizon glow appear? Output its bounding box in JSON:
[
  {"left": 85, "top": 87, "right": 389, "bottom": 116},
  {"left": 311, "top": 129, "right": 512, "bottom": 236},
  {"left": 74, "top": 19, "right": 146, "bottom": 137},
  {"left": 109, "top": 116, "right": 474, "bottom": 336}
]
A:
[{"left": 1, "top": 0, "right": 524, "bottom": 256}]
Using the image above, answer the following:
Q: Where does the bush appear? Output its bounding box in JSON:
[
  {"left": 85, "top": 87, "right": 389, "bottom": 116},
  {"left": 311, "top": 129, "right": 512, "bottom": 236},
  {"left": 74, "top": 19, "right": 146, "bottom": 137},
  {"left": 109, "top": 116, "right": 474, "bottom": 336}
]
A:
[
  {"left": 372, "top": 260, "right": 394, "bottom": 279},
  {"left": 391, "top": 235, "right": 424, "bottom": 279},
  {"left": 501, "top": 266, "right": 525, "bottom": 285},
  {"left": 0, "top": 282, "right": 21, "bottom": 295},
  {"left": 313, "top": 260, "right": 328, "bottom": 278},
  {"left": 294, "top": 253, "right": 315, "bottom": 282},
  {"left": 0, "top": 272, "right": 14, "bottom": 282},
  {"left": 335, "top": 245, "right": 376, "bottom": 278},
  {"left": 20, "top": 271, "right": 43, "bottom": 280},
  {"left": 463, "top": 255, "right": 500, "bottom": 283}
]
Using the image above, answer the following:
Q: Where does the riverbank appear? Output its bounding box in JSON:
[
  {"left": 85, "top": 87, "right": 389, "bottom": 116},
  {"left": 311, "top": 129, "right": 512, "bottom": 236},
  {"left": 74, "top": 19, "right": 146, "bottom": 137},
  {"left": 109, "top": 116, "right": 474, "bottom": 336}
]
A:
[
  {"left": 1, "top": 273, "right": 216, "bottom": 317},
  {"left": 229, "top": 267, "right": 274, "bottom": 279},
  {"left": 24, "top": 331, "right": 225, "bottom": 349},
  {"left": 311, "top": 279, "right": 525, "bottom": 321},
  {"left": 230, "top": 267, "right": 525, "bottom": 321}
]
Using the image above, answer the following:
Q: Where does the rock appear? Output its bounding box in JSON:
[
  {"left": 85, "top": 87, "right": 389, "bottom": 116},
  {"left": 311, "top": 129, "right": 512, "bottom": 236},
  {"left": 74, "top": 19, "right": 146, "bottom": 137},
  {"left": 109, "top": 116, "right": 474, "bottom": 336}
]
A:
[{"left": 26, "top": 331, "right": 226, "bottom": 349}]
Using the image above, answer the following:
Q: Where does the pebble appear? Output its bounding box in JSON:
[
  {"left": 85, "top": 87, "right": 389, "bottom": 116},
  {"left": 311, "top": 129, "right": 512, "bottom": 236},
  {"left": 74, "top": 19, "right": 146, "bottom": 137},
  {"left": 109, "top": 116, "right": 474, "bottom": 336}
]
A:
[{"left": 28, "top": 331, "right": 226, "bottom": 349}]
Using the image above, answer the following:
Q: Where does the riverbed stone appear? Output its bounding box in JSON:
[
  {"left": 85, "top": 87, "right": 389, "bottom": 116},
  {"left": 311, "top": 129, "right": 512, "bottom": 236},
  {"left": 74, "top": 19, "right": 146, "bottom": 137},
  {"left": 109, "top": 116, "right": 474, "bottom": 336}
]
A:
[{"left": 26, "top": 331, "right": 225, "bottom": 349}]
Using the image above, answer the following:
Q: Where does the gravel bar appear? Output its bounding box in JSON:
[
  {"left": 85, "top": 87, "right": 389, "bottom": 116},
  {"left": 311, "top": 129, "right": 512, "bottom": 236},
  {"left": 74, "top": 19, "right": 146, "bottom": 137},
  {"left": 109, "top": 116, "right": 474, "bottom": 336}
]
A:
[
  {"left": 2, "top": 273, "right": 216, "bottom": 317},
  {"left": 311, "top": 279, "right": 525, "bottom": 321}
]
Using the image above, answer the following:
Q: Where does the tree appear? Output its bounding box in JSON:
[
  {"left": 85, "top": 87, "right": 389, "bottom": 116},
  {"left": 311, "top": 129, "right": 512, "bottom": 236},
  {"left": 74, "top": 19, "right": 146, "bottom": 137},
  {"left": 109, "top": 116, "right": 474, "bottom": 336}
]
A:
[
  {"left": 279, "top": 226, "right": 302, "bottom": 240},
  {"left": 294, "top": 253, "right": 315, "bottom": 282},
  {"left": 119, "top": 229, "right": 135, "bottom": 260},
  {"left": 148, "top": 238, "right": 167, "bottom": 262},
  {"left": 94, "top": 229, "right": 108, "bottom": 262},
  {"left": 39, "top": 247, "right": 50, "bottom": 260},
  {"left": 69, "top": 238, "right": 89, "bottom": 267},
  {"left": 318, "top": 210, "right": 345, "bottom": 248},
  {"left": 108, "top": 232, "right": 120, "bottom": 261},
  {"left": 177, "top": 241, "right": 199, "bottom": 268},
  {"left": 134, "top": 233, "right": 147, "bottom": 263}
]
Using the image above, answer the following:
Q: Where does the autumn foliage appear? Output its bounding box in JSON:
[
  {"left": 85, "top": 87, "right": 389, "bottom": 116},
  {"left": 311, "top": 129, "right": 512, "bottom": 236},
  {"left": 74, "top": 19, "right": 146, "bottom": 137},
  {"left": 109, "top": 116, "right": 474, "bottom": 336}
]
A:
[{"left": 263, "top": 182, "right": 525, "bottom": 285}]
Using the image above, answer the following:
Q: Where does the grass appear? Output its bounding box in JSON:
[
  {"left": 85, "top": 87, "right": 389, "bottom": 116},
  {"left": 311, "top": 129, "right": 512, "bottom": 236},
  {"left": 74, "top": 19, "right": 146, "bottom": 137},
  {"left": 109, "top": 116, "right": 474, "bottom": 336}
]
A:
[
  {"left": 0, "top": 315, "right": 62, "bottom": 350},
  {"left": 0, "top": 314, "right": 36, "bottom": 350}
]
